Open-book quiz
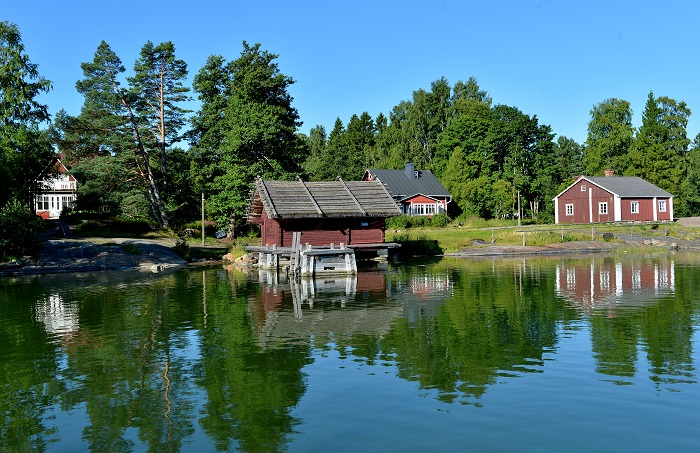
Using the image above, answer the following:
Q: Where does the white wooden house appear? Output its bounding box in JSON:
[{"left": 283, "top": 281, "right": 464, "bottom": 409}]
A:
[{"left": 35, "top": 158, "right": 77, "bottom": 219}]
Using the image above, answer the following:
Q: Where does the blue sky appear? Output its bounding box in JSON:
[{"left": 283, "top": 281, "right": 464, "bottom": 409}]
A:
[{"left": 5, "top": 0, "right": 700, "bottom": 146}]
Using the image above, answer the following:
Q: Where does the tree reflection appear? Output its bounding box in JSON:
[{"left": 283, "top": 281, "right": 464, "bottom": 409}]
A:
[
  {"left": 381, "top": 259, "right": 569, "bottom": 404},
  {"left": 196, "top": 268, "right": 308, "bottom": 453},
  {"left": 0, "top": 280, "right": 65, "bottom": 452},
  {"left": 1, "top": 253, "right": 699, "bottom": 450}
]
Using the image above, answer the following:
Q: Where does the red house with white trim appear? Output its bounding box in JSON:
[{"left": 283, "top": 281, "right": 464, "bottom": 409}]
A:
[
  {"left": 554, "top": 171, "right": 673, "bottom": 224},
  {"left": 362, "top": 163, "right": 452, "bottom": 216}
]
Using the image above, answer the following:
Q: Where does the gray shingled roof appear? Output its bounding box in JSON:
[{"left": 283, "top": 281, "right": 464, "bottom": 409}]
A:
[
  {"left": 247, "top": 177, "right": 401, "bottom": 221},
  {"left": 584, "top": 176, "right": 673, "bottom": 198},
  {"left": 365, "top": 168, "right": 451, "bottom": 200}
]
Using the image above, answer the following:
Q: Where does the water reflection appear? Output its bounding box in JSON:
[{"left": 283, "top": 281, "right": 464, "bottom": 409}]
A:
[
  {"left": 35, "top": 292, "right": 80, "bottom": 343},
  {"left": 0, "top": 254, "right": 699, "bottom": 451},
  {"left": 555, "top": 255, "right": 676, "bottom": 310},
  {"left": 551, "top": 255, "right": 696, "bottom": 388},
  {"left": 252, "top": 271, "right": 402, "bottom": 349}
]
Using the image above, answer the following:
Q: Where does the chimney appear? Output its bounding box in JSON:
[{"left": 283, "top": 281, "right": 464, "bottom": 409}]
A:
[
  {"left": 405, "top": 162, "right": 415, "bottom": 179},
  {"left": 604, "top": 169, "right": 614, "bottom": 177}
]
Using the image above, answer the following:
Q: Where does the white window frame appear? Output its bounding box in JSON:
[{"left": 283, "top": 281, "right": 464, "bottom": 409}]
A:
[
  {"left": 565, "top": 204, "right": 574, "bottom": 216},
  {"left": 631, "top": 201, "right": 640, "bottom": 214},
  {"left": 412, "top": 203, "right": 437, "bottom": 216},
  {"left": 599, "top": 202, "right": 608, "bottom": 215},
  {"left": 658, "top": 200, "right": 667, "bottom": 213},
  {"left": 581, "top": 184, "right": 587, "bottom": 192}
]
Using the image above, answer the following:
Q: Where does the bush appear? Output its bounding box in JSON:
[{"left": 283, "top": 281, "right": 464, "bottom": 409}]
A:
[
  {"left": 0, "top": 200, "right": 45, "bottom": 261},
  {"left": 172, "top": 232, "right": 191, "bottom": 260},
  {"left": 392, "top": 233, "right": 443, "bottom": 257},
  {"left": 430, "top": 213, "right": 451, "bottom": 228},
  {"left": 74, "top": 216, "right": 152, "bottom": 236},
  {"left": 386, "top": 215, "right": 411, "bottom": 229},
  {"left": 386, "top": 213, "right": 452, "bottom": 229}
]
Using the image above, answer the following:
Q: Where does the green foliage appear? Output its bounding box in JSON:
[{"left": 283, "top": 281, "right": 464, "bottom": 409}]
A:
[
  {"left": 556, "top": 136, "right": 584, "bottom": 180},
  {"left": 0, "top": 199, "right": 45, "bottom": 260},
  {"left": 73, "top": 216, "right": 153, "bottom": 236},
  {"left": 57, "top": 39, "right": 191, "bottom": 228},
  {"left": 677, "top": 134, "right": 700, "bottom": 216},
  {"left": 0, "top": 21, "right": 54, "bottom": 209},
  {"left": 386, "top": 213, "right": 452, "bottom": 229},
  {"left": 430, "top": 212, "right": 451, "bottom": 227},
  {"left": 628, "top": 91, "right": 690, "bottom": 195},
  {"left": 392, "top": 233, "right": 443, "bottom": 257},
  {"left": 172, "top": 234, "right": 191, "bottom": 260},
  {"left": 584, "top": 98, "right": 634, "bottom": 175},
  {"left": 192, "top": 42, "right": 306, "bottom": 229}
]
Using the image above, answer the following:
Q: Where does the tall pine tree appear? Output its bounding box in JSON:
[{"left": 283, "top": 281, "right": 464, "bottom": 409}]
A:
[{"left": 628, "top": 91, "right": 690, "bottom": 194}]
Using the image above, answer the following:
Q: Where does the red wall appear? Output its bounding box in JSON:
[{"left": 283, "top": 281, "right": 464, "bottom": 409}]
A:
[
  {"left": 261, "top": 217, "right": 386, "bottom": 247},
  {"left": 620, "top": 199, "right": 653, "bottom": 222},
  {"left": 557, "top": 179, "right": 670, "bottom": 224},
  {"left": 557, "top": 179, "right": 612, "bottom": 224},
  {"left": 656, "top": 198, "right": 672, "bottom": 221}
]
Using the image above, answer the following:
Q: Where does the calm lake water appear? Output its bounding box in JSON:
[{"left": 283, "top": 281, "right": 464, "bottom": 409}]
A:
[{"left": 2, "top": 252, "right": 700, "bottom": 452}]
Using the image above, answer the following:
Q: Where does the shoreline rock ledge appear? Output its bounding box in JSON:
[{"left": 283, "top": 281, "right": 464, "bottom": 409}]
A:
[{"left": 0, "top": 239, "right": 187, "bottom": 277}]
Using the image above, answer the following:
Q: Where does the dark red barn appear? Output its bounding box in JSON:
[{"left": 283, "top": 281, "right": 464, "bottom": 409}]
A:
[
  {"left": 554, "top": 173, "right": 673, "bottom": 224},
  {"left": 247, "top": 177, "right": 401, "bottom": 247}
]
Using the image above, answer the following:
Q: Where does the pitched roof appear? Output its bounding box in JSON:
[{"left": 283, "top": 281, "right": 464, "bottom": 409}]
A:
[
  {"left": 365, "top": 168, "right": 451, "bottom": 199},
  {"left": 247, "top": 177, "right": 401, "bottom": 222},
  {"left": 556, "top": 176, "right": 673, "bottom": 199}
]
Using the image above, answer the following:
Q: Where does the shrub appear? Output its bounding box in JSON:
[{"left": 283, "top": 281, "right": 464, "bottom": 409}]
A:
[
  {"left": 386, "top": 215, "right": 411, "bottom": 229},
  {"left": 74, "top": 216, "right": 152, "bottom": 236},
  {"left": 0, "top": 200, "right": 45, "bottom": 261},
  {"left": 172, "top": 233, "right": 191, "bottom": 260},
  {"left": 392, "top": 233, "right": 443, "bottom": 257},
  {"left": 430, "top": 213, "right": 451, "bottom": 228}
]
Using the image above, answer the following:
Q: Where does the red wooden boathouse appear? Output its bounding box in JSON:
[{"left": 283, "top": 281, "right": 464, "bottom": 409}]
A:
[{"left": 247, "top": 177, "right": 401, "bottom": 247}]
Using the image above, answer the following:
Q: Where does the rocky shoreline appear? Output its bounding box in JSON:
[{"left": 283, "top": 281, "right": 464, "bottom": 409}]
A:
[
  {"left": 2, "top": 230, "right": 698, "bottom": 278},
  {"left": 0, "top": 239, "right": 188, "bottom": 277}
]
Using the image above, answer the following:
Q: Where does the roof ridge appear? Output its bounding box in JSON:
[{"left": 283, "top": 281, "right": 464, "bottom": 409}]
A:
[
  {"left": 337, "top": 177, "right": 367, "bottom": 216},
  {"left": 297, "top": 177, "right": 324, "bottom": 216}
]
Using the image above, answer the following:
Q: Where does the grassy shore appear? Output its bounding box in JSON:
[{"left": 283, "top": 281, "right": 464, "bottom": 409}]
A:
[{"left": 386, "top": 219, "right": 700, "bottom": 255}]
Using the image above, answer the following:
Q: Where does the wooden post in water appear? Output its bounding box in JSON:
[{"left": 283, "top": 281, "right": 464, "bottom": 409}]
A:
[{"left": 591, "top": 226, "right": 595, "bottom": 240}]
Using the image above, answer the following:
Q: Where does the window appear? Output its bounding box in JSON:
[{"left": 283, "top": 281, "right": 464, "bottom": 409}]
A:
[
  {"left": 412, "top": 203, "right": 437, "bottom": 216},
  {"left": 599, "top": 202, "right": 608, "bottom": 215},
  {"left": 632, "top": 269, "right": 641, "bottom": 289},
  {"left": 565, "top": 204, "right": 574, "bottom": 216},
  {"left": 600, "top": 270, "right": 610, "bottom": 291},
  {"left": 581, "top": 184, "right": 587, "bottom": 192},
  {"left": 631, "top": 201, "right": 639, "bottom": 214},
  {"left": 36, "top": 196, "right": 49, "bottom": 211},
  {"left": 566, "top": 268, "right": 576, "bottom": 289},
  {"left": 659, "top": 200, "right": 667, "bottom": 212}
]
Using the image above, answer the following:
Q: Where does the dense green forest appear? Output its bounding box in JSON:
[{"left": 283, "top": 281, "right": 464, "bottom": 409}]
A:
[{"left": 3, "top": 21, "right": 700, "bottom": 241}]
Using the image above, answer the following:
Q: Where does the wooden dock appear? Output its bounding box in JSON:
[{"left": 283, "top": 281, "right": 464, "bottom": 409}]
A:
[{"left": 246, "top": 234, "right": 399, "bottom": 276}]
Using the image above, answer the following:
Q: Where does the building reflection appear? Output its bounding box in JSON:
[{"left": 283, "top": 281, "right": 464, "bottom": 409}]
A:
[
  {"left": 555, "top": 256, "right": 675, "bottom": 310},
  {"left": 251, "top": 271, "right": 402, "bottom": 348},
  {"left": 34, "top": 292, "right": 79, "bottom": 342},
  {"left": 398, "top": 270, "right": 453, "bottom": 323}
]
